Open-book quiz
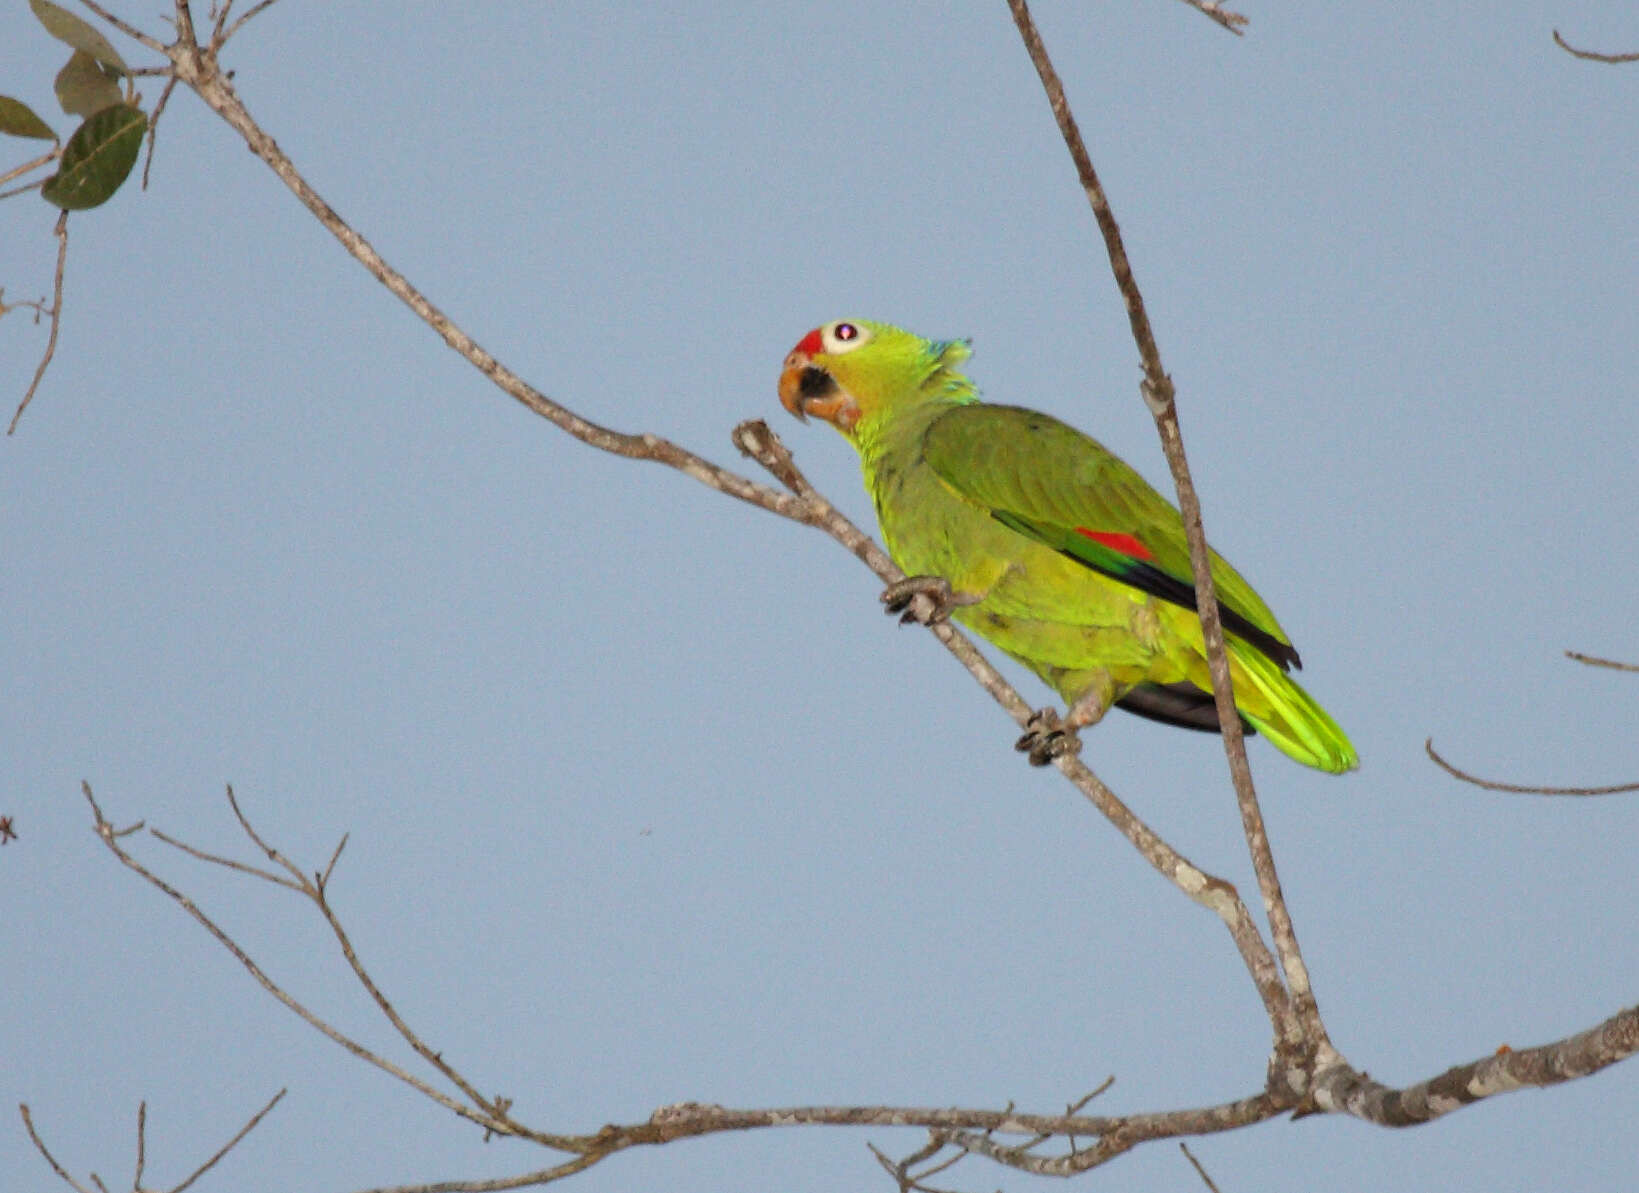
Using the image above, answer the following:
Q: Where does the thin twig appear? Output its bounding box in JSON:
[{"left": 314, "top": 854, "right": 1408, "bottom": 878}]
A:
[
  {"left": 1180, "top": 1140, "right": 1223, "bottom": 1192},
  {"left": 20, "top": 1105, "right": 97, "bottom": 1193},
  {"left": 1553, "top": 29, "right": 1639, "bottom": 63},
  {"left": 1425, "top": 739, "right": 1638, "bottom": 796},
  {"left": 319, "top": 831, "right": 349, "bottom": 888},
  {"left": 169, "top": 1088, "right": 287, "bottom": 1193},
  {"left": 150, "top": 825, "right": 303, "bottom": 888},
  {"left": 0, "top": 149, "right": 60, "bottom": 190},
  {"left": 337, "top": 1154, "right": 605, "bottom": 1193},
  {"left": 73, "top": 0, "right": 169, "bottom": 53},
  {"left": 9, "top": 210, "right": 70, "bottom": 434},
  {"left": 1175, "top": 0, "right": 1248, "bottom": 36},
  {"left": 133, "top": 1102, "right": 147, "bottom": 1190},
  {"left": 1565, "top": 650, "right": 1639, "bottom": 672},
  {"left": 142, "top": 75, "right": 179, "bottom": 189},
  {"left": 223, "top": 0, "right": 283, "bottom": 44}
]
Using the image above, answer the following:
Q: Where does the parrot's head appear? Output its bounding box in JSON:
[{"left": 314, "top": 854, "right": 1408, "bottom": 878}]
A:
[{"left": 778, "top": 319, "right": 975, "bottom": 439}]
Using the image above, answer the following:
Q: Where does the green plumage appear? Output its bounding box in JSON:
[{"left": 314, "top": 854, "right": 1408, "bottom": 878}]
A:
[{"left": 781, "top": 319, "right": 1358, "bottom": 774}]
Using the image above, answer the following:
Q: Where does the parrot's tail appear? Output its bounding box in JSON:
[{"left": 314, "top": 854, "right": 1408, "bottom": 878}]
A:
[{"left": 1230, "top": 643, "right": 1359, "bottom": 774}]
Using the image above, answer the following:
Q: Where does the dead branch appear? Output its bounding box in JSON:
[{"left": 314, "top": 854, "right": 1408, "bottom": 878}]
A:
[
  {"left": 1565, "top": 650, "right": 1639, "bottom": 673},
  {"left": 1424, "top": 739, "right": 1638, "bottom": 796},
  {"left": 1310, "top": 1004, "right": 1639, "bottom": 1124},
  {"left": 22, "top": 1091, "right": 286, "bottom": 1193},
  {"left": 1176, "top": 0, "right": 1248, "bottom": 36},
  {"left": 1552, "top": 29, "right": 1639, "bottom": 63},
  {"left": 8, "top": 210, "right": 69, "bottom": 434},
  {"left": 1180, "top": 1141, "right": 1224, "bottom": 1192}
]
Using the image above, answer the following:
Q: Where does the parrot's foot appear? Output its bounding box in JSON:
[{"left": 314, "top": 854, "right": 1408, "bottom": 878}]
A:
[
  {"left": 880, "top": 575, "right": 980, "bottom": 626},
  {"left": 1015, "top": 709, "right": 1082, "bottom": 766},
  {"left": 1015, "top": 685, "right": 1114, "bottom": 766}
]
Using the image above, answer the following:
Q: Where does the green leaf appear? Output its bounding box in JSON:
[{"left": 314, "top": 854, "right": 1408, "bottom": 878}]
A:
[
  {"left": 29, "top": 0, "right": 129, "bottom": 77},
  {"left": 0, "top": 95, "right": 57, "bottom": 141},
  {"left": 41, "top": 102, "right": 145, "bottom": 210},
  {"left": 54, "top": 49, "right": 124, "bottom": 118}
]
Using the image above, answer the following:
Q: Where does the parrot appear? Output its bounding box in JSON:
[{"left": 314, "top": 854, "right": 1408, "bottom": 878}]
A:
[{"left": 777, "top": 318, "right": 1358, "bottom": 774}]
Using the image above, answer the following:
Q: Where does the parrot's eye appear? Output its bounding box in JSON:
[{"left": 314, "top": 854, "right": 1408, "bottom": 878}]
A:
[{"left": 822, "top": 321, "right": 870, "bottom": 354}]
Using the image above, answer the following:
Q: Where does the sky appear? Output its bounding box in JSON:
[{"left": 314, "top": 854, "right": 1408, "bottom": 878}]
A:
[{"left": 4, "top": 3, "right": 1637, "bottom": 1191}]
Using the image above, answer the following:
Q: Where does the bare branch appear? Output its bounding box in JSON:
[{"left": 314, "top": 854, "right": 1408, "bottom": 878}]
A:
[
  {"left": 155, "top": 41, "right": 808, "bottom": 531},
  {"left": 1180, "top": 1141, "right": 1223, "bottom": 1192},
  {"left": 1175, "top": 0, "right": 1248, "bottom": 36},
  {"left": 1553, "top": 29, "right": 1639, "bottom": 63},
  {"left": 0, "top": 149, "right": 60, "bottom": 191},
  {"left": 1311, "top": 1003, "right": 1639, "bottom": 1124},
  {"left": 168, "top": 1088, "right": 287, "bottom": 1193},
  {"left": 340, "top": 1154, "right": 605, "bottom": 1193},
  {"left": 142, "top": 74, "right": 180, "bottom": 189},
  {"left": 9, "top": 210, "right": 69, "bottom": 435},
  {"left": 1004, "top": 0, "right": 1322, "bottom": 1065},
  {"left": 80, "top": 783, "right": 544, "bottom": 1144},
  {"left": 73, "top": 0, "right": 169, "bottom": 53},
  {"left": 150, "top": 824, "right": 303, "bottom": 889},
  {"left": 20, "top": 1104, "right": 97, "bottom": 1193},
  {"left": 869, "top": 1136, "right": 963, "bottom": 1193},
  {"left": 1565, "top": 649, "right": 1639, "bottom": 672},
  {"left": 1425, "top": 738, "right": 1638, "bottom": 796},
  {"left": 222, "top": 0, "right": 284, "bottom": 44},
  {"left": 133, "top": 1102, "right": 146, "bottom": 1190}
]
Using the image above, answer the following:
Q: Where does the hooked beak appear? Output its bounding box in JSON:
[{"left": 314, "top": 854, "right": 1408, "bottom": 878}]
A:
[{"left": 779, "top": 350, "right": 861, "bottom": 432}]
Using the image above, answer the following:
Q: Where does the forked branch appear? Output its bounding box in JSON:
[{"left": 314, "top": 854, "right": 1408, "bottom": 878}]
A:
[{"left": 22, "top": 1091, "right": 286, "bottom": 1193}]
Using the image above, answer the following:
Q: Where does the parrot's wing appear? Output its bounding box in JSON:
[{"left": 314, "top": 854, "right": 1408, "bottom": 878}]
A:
[{"left": 921, "top": 404, "right": 1301, "bottom": 670}]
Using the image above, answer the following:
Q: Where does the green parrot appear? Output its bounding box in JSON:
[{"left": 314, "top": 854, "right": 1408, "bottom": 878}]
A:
[{"left": 777, "top": 318, "right": 1358, "bottom": 774}]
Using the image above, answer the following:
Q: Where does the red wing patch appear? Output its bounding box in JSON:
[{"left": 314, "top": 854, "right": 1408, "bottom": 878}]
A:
[{"left": 1074, "top": 527, "right": 1154, "bottom": 562}]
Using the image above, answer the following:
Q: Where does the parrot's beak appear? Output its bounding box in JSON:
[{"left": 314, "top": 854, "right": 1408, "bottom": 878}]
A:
[{"left": 778, "top": 351, "right": 861, "bottom": 431}]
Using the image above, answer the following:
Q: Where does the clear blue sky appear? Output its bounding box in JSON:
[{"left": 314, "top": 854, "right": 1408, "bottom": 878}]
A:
[{"left": 5, "top": 3, "right": 1637, "bottom": 1191}]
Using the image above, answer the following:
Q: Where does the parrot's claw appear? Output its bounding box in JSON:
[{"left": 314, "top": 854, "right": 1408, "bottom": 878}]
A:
[
  {"left": 1015, "top": 709, "right": 1082, "bottom": 766},
  {"left": 881, "top": 575, "right": 979, "bottom": 626}
]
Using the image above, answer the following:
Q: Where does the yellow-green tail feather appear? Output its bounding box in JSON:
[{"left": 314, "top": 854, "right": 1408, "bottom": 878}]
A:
[{"left": 1230, "top": 643, "right": 1359, "bottom": 774}]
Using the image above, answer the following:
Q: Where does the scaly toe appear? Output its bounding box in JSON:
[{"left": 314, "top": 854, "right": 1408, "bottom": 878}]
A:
[
  {"left": 881, "top": 575, "right": 957, "bottom": 625},
  {"left": 1014, "top": 709, "right": 1081, "bottom": 766}
]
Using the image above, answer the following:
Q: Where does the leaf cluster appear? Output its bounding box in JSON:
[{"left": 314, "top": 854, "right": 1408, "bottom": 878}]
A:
[{"left": 2, "top": 0, "right": 146, "bottom": 210}]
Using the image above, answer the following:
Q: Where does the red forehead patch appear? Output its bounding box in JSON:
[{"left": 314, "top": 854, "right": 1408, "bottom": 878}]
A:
[{"left": 794, "top": 328, "right": 824, "bottom": 356}]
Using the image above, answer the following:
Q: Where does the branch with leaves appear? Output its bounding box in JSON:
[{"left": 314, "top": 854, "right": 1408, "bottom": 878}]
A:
[
  {"left": 2, "top": 0, "right": 150, "bottom": 431},
  {"left": 18, "top": 2, "right": 1639, "bottom": 1190}
]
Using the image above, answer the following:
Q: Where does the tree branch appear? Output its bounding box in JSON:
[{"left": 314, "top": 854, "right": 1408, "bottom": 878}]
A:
[
  {"left": 1311, "top": 1004, "right": 1639, "bottom": 1124},
  {"left": 1003, "top": 0, "right": 1325, "bottom": 1069},
  {"left": 1424, "top": 739, "right": 1638, "bottom": 796},
  {"left": 8, "top": 210, "right": 69, "bottom": 434},
  {"left": 1565, "top": 650, "right": 1639, "bottom": 673},
  {"left": 1175, "top": 0, "right": 1249, "bottom": 36},
  {"left": 21, "top": 1090, "right": 286, "bottom": 1193},
  {"left": 1552, "top": 29, "right": 1639, "bottom": 63}
]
